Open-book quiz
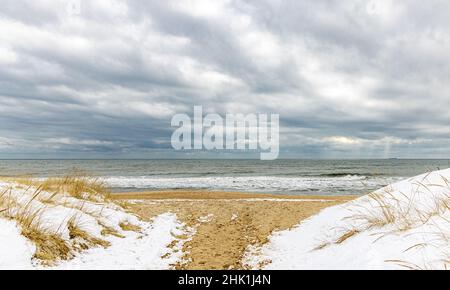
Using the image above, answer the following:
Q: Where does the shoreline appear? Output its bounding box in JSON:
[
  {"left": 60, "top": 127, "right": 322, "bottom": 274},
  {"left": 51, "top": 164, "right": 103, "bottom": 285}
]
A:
[{"left": 111, "top": 190, "right": 359, "bottom": 201}]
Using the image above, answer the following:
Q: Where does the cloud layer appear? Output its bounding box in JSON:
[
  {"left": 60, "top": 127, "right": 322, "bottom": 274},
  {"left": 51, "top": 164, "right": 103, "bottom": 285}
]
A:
[{"left": 0, "top": 0, "right": 449, "bottom": 158}]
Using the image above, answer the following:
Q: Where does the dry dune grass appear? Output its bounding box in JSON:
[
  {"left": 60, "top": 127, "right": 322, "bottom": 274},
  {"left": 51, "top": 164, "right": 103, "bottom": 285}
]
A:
[
  {"left": 315, "top": 173, "right": 450, "bottom": 269},
  {"left": 0, "top": 173, "right": 139, "bottom": 265},
  {"left": 119, "top": 221, "right": 142, "bottom": 232},
  {"left": 68, "top": 217, "right": 111, "bottom": 250},
  {"left": 0, "top": 186, "right": 74, "bottom": 263},
  {"left": 358, "top": 179, "right": 449, "bottom": 233},
  {"left": 24, "top": 228, "right": 72, "bottom": 262},
  {"left": 5, "top": 171, "right": 110, "bottom": 202},
  {"left": 342, "top": 174, "right": 450, "bottom": 232}
]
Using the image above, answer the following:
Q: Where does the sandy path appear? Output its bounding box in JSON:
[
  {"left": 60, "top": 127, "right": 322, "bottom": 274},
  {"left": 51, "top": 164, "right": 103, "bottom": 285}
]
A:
[{"left": 112, "top": 191, "right": 355, "bottom": 269}]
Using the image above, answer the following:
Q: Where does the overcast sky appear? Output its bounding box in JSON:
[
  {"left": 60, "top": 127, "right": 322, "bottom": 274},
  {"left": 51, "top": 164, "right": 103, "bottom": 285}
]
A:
[{"left": 0, "top": 0, "right": 449, "bottom": 159}]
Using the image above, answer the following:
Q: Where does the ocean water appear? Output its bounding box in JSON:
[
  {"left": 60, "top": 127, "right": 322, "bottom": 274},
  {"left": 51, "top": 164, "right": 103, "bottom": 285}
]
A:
[{"left": 0, "top": 159, "right": 448, "bottom": 196}]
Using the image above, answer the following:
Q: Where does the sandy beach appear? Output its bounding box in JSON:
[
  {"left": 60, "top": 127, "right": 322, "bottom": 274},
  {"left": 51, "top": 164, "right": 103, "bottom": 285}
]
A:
[{"left": 112, "top": 190, "right": 356, "bottom": 269}]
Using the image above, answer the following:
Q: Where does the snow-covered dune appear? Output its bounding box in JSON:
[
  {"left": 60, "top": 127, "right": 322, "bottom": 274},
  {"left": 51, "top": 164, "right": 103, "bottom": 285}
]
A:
[
  {"left": 245, "top": 169, "right": 450, "bottom": 270},
  {"left": 0, "top": 181, "right": 186, "bottom": 269}
]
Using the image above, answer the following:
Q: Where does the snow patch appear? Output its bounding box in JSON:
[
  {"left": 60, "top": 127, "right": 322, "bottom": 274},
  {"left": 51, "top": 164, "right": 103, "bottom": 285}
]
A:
[
  {"left": 0, "top": 219, "right": 35, "bottom": 269},
  {"left": 49, "top": 213, "right": 184, "bottom": 270},
  {"left": 198, "top": 214, "right": 214, "bottom": 223},
  {"left": 244, "top": 169, "right": 450, "bottom": 270},
  {"left": 0, "top": 182, "right": 186, "bottom": 269}
]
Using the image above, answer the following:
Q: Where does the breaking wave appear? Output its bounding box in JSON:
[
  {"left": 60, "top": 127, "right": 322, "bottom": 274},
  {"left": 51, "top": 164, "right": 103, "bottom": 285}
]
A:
[{"left": 103, "top": 175, "right": 404, "bottom": 195}]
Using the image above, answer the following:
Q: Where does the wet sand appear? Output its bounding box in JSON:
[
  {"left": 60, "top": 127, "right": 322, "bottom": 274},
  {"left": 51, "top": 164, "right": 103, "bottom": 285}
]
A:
[{"left": 112, "top": 190, "right": 356, "bottom": 270}]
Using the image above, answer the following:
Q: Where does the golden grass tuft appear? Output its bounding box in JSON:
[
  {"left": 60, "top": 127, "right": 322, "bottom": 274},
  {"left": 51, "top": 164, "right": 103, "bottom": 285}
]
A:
[
  {"left": 314, "top": 173, "right": 450, "bottom": 265},
  {"left": 68, "top": 218, "right": 110, "bottom": 250},
  {"left": 0, "top": 187, "right": 71, "bottom": 264},
  {"left": 5, "top": 171, "right": 110, "bottom": 202},
  {"left": 99, "top": 222, "right": 125, "bottom": 238},
  {"left": 39, "top": 174, "right": 110, "bottom": 201},
  {"left": 23, "top": 227, "right": 72, "bottom": 263},
  {"left": 0, "top": 172, "right": 129, "bottom": 265},
  {"left": 349, "top": 178, "right": 449, "bottom": 232},
  {"left": 335, "top": 229, "right": 360, "bottom": 244},
  {"left": 119, "top": 222, "right": 141, "bottom": 232}
]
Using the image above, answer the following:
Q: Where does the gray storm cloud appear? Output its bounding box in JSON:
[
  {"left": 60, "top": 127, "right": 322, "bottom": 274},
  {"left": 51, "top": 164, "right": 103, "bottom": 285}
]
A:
[{"left": 0, "top": 0, "right": 449, "bottom": 158}]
